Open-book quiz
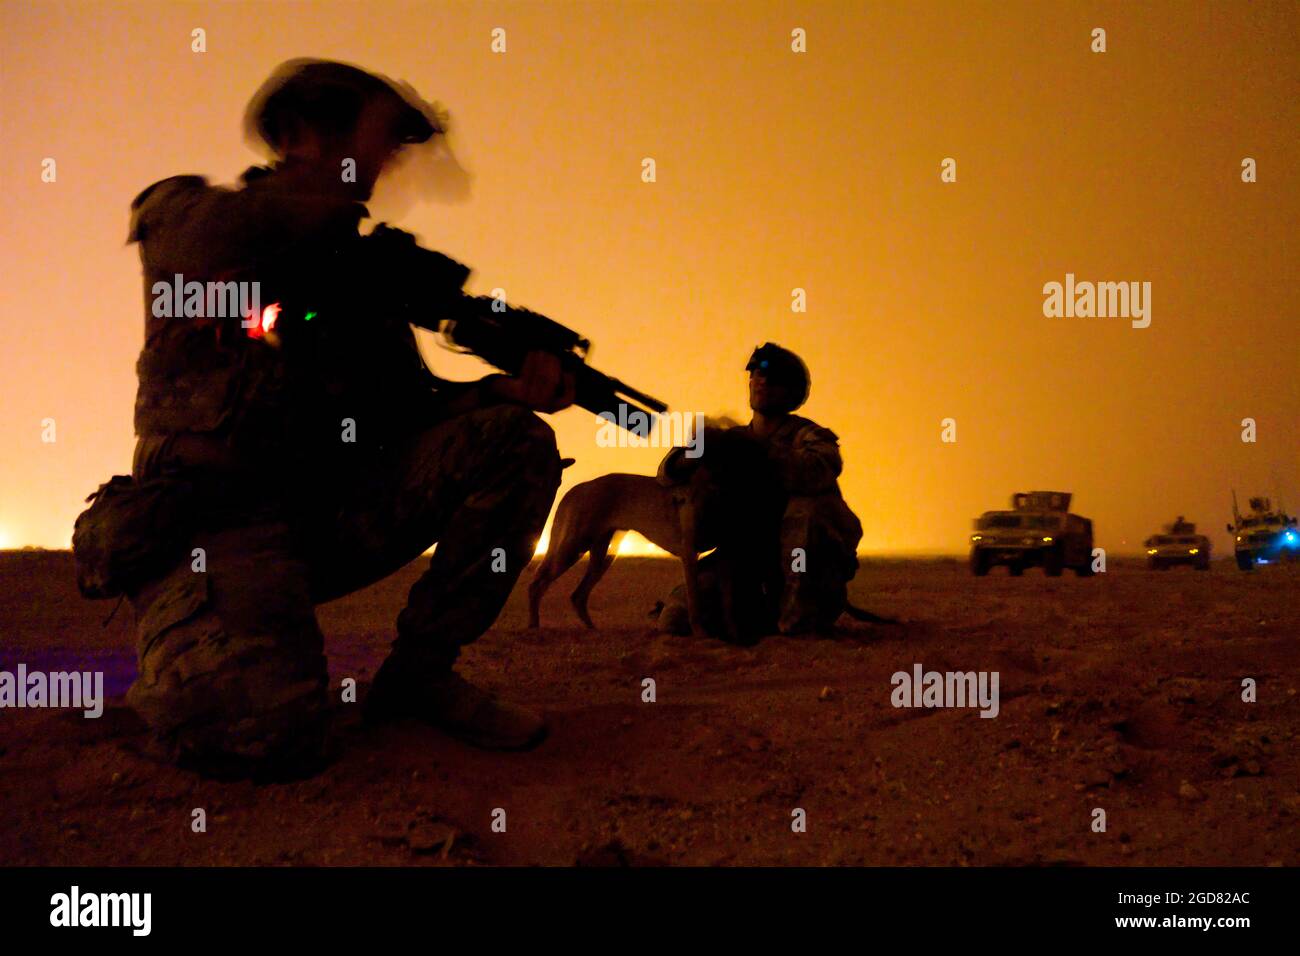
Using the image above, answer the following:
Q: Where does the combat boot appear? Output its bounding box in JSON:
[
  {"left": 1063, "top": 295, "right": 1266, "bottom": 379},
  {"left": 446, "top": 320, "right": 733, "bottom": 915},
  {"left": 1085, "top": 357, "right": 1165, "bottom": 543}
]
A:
[{"left": 365, "top": 657, "right": 548, "bottom": 751}]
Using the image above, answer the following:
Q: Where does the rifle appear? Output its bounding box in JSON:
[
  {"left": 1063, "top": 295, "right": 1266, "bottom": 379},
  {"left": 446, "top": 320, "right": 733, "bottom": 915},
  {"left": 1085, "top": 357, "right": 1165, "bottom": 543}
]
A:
[
  {"left": 353, "top": 225, "right": 667, "bottom": 433},
  {"left": 435, "top": 295, "right": 666, "bottom": 434}
]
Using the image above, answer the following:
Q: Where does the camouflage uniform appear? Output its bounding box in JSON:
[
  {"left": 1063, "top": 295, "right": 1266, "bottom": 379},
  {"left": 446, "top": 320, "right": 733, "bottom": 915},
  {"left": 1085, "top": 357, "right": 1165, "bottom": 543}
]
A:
[
  {"left": 125, "top": 168, "right": 560, "bottom": 772},
  {"left": 657, "top": 414, "right": 863, "bottom": 637}
]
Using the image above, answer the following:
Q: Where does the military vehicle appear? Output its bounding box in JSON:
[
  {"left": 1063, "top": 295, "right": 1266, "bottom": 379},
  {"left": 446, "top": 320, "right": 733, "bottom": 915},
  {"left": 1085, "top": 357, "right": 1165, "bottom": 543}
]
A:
[
  {"left": 1227, "top": 493, "right": 1299, "bottom": 570},
  {"left": 970, "top": 491, "right": 1095, "bottom": 577},
  {"left": 1144, "top": 516, "right": 1211, "bottom": 570}
]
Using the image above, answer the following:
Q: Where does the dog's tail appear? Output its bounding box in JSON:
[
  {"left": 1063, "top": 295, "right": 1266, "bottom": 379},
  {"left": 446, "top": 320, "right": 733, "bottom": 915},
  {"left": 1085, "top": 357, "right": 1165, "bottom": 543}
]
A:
[{"left": 844, "top": 602, "right": 903, "bottom": 626}]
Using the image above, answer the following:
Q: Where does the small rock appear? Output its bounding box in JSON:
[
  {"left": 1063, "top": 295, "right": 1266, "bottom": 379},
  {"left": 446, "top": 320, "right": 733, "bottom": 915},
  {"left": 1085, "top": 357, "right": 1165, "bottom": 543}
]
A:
[
  {"left": 818, "top": 686, "right": 834, "bottom": 701},
  {"left": 408, "top": 823, "right": 456, "bottom": 856},
  {"left": 1178, "top": 781, "right": 1205, "bottom": 801}
]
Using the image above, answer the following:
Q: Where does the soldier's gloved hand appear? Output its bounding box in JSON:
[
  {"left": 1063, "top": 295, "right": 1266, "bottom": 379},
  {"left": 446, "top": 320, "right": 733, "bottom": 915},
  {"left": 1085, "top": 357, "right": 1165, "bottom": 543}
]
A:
[{"left": 487, "top": 350, "right": 577, "bottom": 414}]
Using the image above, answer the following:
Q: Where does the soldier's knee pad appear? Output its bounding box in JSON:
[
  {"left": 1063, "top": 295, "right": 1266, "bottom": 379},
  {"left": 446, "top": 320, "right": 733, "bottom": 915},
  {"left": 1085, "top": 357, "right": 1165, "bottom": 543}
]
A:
[
  {"left": 452, "top": 403, "right": 556, "bottom": 468},
  {"left": 474, "top": 402, "right": 547, "bottom": 436},
  {"left": 127, "top": 549, "right": 329, "bottom": 771},
  {"left": 484, "top": 404, "right": 559, "bottom": 459},
  {"left": 782, "top": 496, "right": 859, "bottom": 562},
  {"left": 481, "top": 405, "right": 563, "bottom": 494}
]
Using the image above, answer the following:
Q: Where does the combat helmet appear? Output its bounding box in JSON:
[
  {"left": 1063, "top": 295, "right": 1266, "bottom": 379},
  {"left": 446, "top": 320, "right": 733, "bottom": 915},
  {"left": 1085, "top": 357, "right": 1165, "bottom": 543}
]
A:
[
  {"left": 746, "top": 343, "right": 810, "bottom": 412},
  {"left": 245, "top": 58, "right": 443, "bottom": 155}
]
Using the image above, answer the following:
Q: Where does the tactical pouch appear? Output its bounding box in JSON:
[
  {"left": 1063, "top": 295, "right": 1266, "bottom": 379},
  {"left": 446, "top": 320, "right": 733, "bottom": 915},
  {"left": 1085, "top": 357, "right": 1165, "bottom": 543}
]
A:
[{"left": 72, "top": 474, "right": 196, "bottom": 599}]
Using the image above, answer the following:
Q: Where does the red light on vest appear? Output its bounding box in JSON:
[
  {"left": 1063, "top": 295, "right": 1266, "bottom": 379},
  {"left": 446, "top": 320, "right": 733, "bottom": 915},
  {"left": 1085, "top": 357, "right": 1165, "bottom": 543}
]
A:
[{"left": 245, "top": 303, "right": 281, "bottom": 339}]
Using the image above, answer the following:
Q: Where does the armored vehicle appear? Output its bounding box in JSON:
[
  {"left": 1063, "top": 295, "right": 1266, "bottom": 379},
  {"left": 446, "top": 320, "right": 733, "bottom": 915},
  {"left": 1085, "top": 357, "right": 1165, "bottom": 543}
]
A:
[
  {"left": 970, "top": 491, "right": 1095, "bottom": 577},
  {"left": 1144, "top": 516, "right": 1211, "bottom": 570},
  {"left": 1227, "top": 493, "right": 1299, "bottom": 570}
]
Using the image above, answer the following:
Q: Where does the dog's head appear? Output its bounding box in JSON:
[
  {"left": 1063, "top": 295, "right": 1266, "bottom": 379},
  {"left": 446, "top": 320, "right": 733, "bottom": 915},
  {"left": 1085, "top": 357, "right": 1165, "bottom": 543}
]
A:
[
  {"left": 692, "top": 426, "right": 771, "bottom": 485},
  {"left": 686, "top": 426, "right": 787, "bottom": 549}
]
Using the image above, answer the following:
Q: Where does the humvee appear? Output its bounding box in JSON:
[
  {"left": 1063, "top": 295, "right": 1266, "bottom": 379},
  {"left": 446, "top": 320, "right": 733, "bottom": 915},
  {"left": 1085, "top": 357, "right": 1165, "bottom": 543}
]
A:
[
  {"left": 970, "top": 491, "right": 1094, "bottom": 577},
  {"left": 1144, "top": 516, "right": 1210, "bottom": 570},
  {"left": 1227, "top": 493, "right": 1299, "bottom": 570}
]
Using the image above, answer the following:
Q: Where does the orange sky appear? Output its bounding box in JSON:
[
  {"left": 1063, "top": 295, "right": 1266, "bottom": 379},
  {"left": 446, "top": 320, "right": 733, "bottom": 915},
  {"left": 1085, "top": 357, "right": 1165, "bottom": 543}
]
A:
[{"left": 1, "top": 0, "right": 1296, "bottom": 554}]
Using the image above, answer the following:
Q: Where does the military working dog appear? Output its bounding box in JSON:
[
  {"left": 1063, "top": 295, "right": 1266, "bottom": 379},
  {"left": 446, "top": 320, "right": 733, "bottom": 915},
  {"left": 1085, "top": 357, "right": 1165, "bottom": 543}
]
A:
[{"left": 528, "top": 426, "right": 785, "bottom": 640}]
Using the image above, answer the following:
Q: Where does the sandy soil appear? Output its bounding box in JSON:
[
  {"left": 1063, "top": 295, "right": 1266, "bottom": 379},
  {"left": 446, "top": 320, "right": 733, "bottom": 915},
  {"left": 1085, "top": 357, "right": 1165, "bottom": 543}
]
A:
[{"left": 0, "top": 551, "right": 1296, "bottom": 866}]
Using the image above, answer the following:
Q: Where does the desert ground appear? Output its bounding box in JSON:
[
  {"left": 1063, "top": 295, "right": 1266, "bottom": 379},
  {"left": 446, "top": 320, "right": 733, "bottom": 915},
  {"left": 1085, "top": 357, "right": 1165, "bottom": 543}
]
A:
[{"left": 0, "top": 550, "right": 1296, "bottom": 866}]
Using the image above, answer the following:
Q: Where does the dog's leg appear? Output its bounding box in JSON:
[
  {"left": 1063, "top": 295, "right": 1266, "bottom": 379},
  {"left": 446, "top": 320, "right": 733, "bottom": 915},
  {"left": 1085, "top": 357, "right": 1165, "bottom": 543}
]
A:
[
  {"left": 676, "top": 502, "right": 708, "bottom": 637},
  {"left": 527, "top": 560, "right": 558, "bottom": 629},
  {"left": 680, "top": 550, "right": 706, "bottom": 637},
  {"left": 570, "top": 530, "right": 619, "bottom": 629},
  {"left": 528, "top": 521, "right": 588, "bottom": 629}
]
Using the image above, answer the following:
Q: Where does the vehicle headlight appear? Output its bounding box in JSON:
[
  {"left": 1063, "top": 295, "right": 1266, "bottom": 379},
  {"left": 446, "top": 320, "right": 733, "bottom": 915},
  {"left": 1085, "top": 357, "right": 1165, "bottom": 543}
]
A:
[
  {"left": 1189, "top": 548, "right": 1198, "bottom": 554},
  {"left": 971, "top": 535, "right": 982, "bottom": 542},
  {"left": 1042, "top": 536, "right": 1053, "bottom": 543},
  {"left": 1147, "top": 549, "right": 1157, "bottom": 555}
]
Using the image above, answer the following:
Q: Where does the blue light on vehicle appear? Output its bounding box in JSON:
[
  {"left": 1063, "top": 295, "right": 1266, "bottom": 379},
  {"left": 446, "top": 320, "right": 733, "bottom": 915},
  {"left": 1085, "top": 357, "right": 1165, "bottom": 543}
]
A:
[{"left": 1285, "top": 531, "right": 1298, "bottom": 546}]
